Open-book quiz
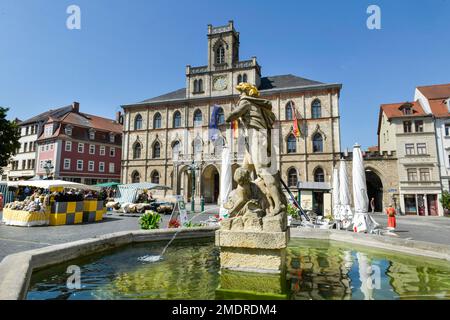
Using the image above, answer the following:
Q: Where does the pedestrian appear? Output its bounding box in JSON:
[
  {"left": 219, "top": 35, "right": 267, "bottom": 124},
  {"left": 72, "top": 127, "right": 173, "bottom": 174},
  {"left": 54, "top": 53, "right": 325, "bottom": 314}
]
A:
[
  {"left": 385, "top": 203, "right": 397, "bottom": 230},
  {"left": 370, "top": 197, "right": 375, "bottom": 213}
]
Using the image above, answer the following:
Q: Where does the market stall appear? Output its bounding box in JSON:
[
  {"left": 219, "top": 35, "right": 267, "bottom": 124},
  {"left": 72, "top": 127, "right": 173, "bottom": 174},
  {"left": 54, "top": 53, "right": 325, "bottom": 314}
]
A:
[{"left": 2, "top": 180, "right": 105, "bottom": 227}]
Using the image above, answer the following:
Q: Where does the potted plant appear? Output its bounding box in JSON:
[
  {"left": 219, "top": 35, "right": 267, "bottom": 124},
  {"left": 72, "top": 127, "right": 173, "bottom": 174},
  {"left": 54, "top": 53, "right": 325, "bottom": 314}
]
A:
[{"left": 138, "top": 210, "right": 161, "bottom": 230}]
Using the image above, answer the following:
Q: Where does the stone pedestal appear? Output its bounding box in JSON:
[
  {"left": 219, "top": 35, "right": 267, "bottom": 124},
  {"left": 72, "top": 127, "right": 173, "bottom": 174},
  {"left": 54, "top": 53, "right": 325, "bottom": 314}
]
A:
[{"left": 215, "top": 229, "right": 290, "bottom": 274}]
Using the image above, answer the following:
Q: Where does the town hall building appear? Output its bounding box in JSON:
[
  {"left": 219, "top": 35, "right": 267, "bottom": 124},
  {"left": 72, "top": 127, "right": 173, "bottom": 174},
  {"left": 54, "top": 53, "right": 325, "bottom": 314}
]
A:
[{"left": 121, "top": 21, "right": 342, "bottom": 214}]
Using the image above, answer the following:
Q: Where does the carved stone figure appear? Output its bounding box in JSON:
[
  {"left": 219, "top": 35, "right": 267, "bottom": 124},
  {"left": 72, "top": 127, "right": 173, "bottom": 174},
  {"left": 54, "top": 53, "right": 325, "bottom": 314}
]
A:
[{"left": 226, "top": 83, "right": 287, "bottom": 217}]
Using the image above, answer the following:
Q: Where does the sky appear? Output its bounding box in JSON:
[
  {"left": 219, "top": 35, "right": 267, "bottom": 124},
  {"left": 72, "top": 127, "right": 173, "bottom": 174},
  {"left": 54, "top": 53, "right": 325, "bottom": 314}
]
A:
[{"left": 1, "top": 0, "right": 449, "bottom": 150}]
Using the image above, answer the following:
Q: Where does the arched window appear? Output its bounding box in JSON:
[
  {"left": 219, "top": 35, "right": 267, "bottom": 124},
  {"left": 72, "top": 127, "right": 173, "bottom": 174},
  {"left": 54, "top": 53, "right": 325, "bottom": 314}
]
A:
[
  {"left": 193, "top": 138, "right": 203, "bottom": 155},
  {"left": 134, "top": 114, "right": 143, "bottom": 130},
  {"left": 288, "top": 168, "right": 298, "bottom": 187},
  {"left": 153, "top": 113, "right": 162, "bottom": 129},
  {"left": 216, "top": 107, "right": 225, "bottom": 125},
  {"left": 133, "top": 142, "right": 142, "bottom": 159},
  {"left": 242, "top": 73, "right": 248, "bottom": 83},
  {"left": 237, "top": 74, "right": 242, "bottom": 84},
  {"left": 286, "top": 101, "right": 294, "bottom": 120},
  {"left": 173, "top": 111, "right": 181, "bottom": 128},
  {"left": 153, "top": 141, "right": 161, "bottom": 159},
  {"left": 216, "top": 45, "right": 225, "bottom": 64},
  {"left": 193, "top": 79, "right": 198, "bottom": 93},
  {"left": 314, "top": 167, "right": 325, "bottom": 183},
  {"left": 312, "top": 99, "right": 322, "bottom": 119},
  {"left": 131, "top": 171, "right": 141, "bottom": 183},
  {"left": 198, "top": 79, "right": 203, "bottom": 92},
  {"left": 214, "top": 136, "right": 225, "bottom": 156},
  {"left": 193, "top": 109, "right": 202, "bottom": 126},
  {"left": 172, "top": 141, "right": 181, "bottom": 158},
  {"left": 312, "top": 133, "right": 323, "bottom": 153},
  {"left": 287, "top": 134, "right": 297, "bottom": 153},
  {"left": 151, "top": 170, "right": 160, "bottom": 184}
]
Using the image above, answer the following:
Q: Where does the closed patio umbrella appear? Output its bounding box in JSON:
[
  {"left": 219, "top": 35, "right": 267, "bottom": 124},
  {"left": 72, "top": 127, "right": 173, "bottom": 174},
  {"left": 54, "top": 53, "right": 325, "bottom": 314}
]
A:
[
  {"left": 352, "top": 144, "right": 379, "bottom": 233},
  {"left": 220, "top": 146, "right": 232, "bottom": 218},
  {"left": 338, "top": 159, "right": 353, "bottom": 229}
]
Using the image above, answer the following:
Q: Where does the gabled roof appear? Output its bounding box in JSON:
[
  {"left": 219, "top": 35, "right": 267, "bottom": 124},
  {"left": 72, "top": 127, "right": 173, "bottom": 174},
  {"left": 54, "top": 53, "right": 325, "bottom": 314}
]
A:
[
  {"left": 20, "top": 105, "right": 73, "bottom": 126},
  {"left": 380, "top": 101, "right": 427, "bottom": 120},
  {"left": 417, "top": 83, "right": 450, "bottom": 100},
  {"left": 61, "top": 112, "right": 123, "bottom": 133},
  {"left": 135, "top": 74, "right": 330, "bottom": 105}
]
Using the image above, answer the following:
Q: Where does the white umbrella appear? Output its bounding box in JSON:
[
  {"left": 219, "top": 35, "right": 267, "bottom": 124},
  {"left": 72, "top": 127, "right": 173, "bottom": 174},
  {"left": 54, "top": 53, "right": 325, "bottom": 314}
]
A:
[
  {"left": 338, "top": 159, "right": 353, "bottom": 229},
  {"left": 332, "top": 166, "right": 340, "bottom": 220},
  {"left": 8, "top": 179, "right": 100, "bottom": 191},
  {"left": 219, "top": 146, "right": 232, "bottom": 218},
  {"left": 352, "top": 144, "right": 379, "bottom": 233}
]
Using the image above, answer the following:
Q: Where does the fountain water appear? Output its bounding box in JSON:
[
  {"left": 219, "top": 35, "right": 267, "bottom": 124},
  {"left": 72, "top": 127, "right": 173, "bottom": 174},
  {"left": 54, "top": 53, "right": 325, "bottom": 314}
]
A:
[{"left": 138, "top": 206, "right": 220, "bottom": 263}]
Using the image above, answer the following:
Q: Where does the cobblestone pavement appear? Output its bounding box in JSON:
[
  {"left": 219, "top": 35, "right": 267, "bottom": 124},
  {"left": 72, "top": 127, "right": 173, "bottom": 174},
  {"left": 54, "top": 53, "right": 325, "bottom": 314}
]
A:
[
  {"left": 371, "top": 213, "right": 450, "bottom": 245},
  {"left": 0, "top": 206, "right": 219, "bottom": 263},
  {"left": 0, "top": 207, "right": 449, "bottom": 263}
]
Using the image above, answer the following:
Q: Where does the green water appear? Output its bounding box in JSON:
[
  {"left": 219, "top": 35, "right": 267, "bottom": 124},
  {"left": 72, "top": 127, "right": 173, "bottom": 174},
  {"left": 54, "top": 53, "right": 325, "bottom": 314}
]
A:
[{"left": 26, "top": 239, "right": 450, "bottom": 300}]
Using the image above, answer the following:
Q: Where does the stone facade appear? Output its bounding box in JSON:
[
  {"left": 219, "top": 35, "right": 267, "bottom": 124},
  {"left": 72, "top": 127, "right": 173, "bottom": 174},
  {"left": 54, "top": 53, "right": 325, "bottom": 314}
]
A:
[
  {"left": 121, "top": 22, "right": 342, "bottom": 206},
  {"left": 378, "top": 102, "right": 443, "bottom": 216}
]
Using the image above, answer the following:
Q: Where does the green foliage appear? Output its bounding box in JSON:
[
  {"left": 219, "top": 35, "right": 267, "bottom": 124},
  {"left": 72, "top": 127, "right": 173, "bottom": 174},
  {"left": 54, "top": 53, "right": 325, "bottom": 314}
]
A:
[
  {"left": 139, "top": 211, "right": 161, "bottom": 230},
  {"left": 287, "top": 203, "right": 299, "bottom": 219},
  {"left": 183, "top": 221, "right": 202, "bottom": 228},
  {"left": 0, "top": 107, "right": 21, "bottom": 173},
  {"left": 440, "top": 191, "right": 450, "bottom": 210}
]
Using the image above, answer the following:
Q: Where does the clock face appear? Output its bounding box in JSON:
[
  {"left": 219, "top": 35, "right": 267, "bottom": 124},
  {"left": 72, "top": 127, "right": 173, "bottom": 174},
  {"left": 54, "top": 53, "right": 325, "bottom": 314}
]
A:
[{"left": 213, "top": 77, "right": 227, "bottom": 91}]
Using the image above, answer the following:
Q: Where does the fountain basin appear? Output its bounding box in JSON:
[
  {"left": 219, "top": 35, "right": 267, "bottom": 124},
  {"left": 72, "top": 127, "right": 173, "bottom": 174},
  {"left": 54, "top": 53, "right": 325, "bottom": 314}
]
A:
[{"left": 1, "top": 227, "right": 450, "bottom": 300}]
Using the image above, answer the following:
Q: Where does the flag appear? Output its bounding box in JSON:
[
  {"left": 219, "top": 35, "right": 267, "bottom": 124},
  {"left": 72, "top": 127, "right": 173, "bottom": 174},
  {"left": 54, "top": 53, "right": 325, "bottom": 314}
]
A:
[
  {"left": 209, "top": 105, "right": 220, "bottom": 141},
  {"left": 292, "top": 105, "right": 302, "bottom": 137},
  {"left": 231, "top": 120, "right": 239, "bottom": 139}
]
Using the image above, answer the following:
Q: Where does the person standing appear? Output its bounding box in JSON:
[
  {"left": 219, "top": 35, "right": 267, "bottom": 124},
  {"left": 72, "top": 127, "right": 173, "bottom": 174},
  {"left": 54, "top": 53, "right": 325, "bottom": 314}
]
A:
[
  {"left": 370, "top": 197, "right": 375, "bottom": 213},
  {"left": 386, "top": 204, "right": 397, "bottom": 230}
]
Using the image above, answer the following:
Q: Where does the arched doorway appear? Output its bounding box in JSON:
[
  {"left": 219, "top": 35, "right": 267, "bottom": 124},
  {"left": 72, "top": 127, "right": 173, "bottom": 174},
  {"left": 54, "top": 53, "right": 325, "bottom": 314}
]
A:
[
  {"left": 365, "top": 168, "right": 383, "bottom": 212},
  {"left": 201, "top": 165, "right": 220, "bottom": 203},
  {"left": 177, "top": 166, "right": 192, "bottom": 201}
]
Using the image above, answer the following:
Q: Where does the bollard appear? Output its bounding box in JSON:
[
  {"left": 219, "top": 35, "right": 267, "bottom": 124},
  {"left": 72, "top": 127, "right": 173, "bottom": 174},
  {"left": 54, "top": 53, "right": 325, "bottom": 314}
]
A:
[{"left": 200, "top": 196, "right": 205, "bottom": 213}]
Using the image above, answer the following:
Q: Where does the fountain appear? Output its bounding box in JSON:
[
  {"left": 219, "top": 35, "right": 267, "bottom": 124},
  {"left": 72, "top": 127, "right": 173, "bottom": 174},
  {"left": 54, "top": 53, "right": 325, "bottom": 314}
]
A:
[{"left": 215, "top": 82, "right": 290, "bottom": 298}]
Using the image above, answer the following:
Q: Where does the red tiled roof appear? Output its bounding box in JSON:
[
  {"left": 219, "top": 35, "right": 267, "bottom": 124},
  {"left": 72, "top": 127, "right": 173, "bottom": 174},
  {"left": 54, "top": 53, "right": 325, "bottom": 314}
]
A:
[
  {"left": 428, "top": 99, "right": 450, "bottom": 118},
  {"left": 367, "top": 146, "right": 379, "bottom": 152},
  {"left": 380, "top": 101, "right": 427, "bottom": 120},
  {"left": 417, "top": 83, "right": 450, "bottom": 100},
  {"left": 61, "top": 112, "right": 123, "bottom": 133}
]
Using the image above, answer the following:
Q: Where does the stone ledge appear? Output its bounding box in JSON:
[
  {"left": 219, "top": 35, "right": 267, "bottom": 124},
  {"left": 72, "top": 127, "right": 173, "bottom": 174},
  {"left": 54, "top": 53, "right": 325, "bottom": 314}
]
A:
[{"left": 215, "top": 230, "right": 289, "bottom": 249}]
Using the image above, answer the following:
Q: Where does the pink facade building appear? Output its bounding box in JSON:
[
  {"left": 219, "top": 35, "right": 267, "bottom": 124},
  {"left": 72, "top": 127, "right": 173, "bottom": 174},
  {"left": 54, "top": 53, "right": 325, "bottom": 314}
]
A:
[{"left": 36, "top": 102, "right": 123, "bottom": 184}]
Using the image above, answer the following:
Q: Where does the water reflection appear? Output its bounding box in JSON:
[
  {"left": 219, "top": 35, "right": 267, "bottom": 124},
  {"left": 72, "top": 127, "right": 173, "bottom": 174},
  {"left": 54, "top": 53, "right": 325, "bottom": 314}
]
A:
[
  {"left": 287, "top": 239, "right": 450, "bottom": 300},
  {"left": 27, "top": 239, "right": 450, "bottom": 300}
]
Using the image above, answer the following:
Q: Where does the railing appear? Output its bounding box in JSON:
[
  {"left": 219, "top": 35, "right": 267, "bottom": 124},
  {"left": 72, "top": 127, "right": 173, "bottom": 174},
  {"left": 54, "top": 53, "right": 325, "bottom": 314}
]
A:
[
  {"left": 173, "top": 152, "right": 244, "bottom": 165},
  {"left": 190, "top": 66, "right": 208, "bottom": 74},
  {"left": 234, "top": 60, "right": 253, "bottom": 69}
]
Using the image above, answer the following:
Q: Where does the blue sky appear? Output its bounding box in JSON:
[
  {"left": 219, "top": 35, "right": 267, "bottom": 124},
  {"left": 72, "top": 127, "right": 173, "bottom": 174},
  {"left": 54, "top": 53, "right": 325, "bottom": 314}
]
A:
[{"left": 1, "top": 0, "right": 449, "bottom": 150}]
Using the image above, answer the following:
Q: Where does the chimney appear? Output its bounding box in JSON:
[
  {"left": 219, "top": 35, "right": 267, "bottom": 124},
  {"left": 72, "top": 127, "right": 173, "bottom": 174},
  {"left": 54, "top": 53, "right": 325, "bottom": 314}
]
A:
[
  {"left": 115, "top": 111, "right": 123, "bottom": 125},
  {"left": 72, "top": 101, "right": 80, "bottom": 113}
]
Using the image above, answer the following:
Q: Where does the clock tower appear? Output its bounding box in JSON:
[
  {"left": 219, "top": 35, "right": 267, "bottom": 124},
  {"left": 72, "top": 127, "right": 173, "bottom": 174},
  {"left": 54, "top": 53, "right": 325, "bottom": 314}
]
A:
[{"left": 185, "top": 21, "right": 261, "bottom": 99}]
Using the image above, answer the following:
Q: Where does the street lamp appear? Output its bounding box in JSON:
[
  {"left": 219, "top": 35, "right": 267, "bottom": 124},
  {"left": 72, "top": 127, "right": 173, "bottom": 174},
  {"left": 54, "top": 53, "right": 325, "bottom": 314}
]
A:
[
  {"left": 43, "top": 160, "right": 54, "bottom": 180},
  {"left": 188, "top": 160, "right": 200, "bottom": 213}
]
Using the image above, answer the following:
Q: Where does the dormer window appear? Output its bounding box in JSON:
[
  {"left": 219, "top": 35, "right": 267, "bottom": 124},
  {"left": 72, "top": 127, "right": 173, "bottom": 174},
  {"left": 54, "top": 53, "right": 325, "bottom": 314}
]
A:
[
  {"left": 109, "top": 133, "right": 115, "bottom": 143},
  {"left": 65, "top": 125, "right": 72, "bottom": 136},
  {"left": 400, "top": 103, "right": 414, "bottom": 115},
  {"left": 216, "top": 45, "right": 225, "bottom": 64},
  {"left": 45, "top": 125, "right": 53, "bottom": 137},
  {"left": 89, "top": 129, "right": 96, "bottom": 140}
]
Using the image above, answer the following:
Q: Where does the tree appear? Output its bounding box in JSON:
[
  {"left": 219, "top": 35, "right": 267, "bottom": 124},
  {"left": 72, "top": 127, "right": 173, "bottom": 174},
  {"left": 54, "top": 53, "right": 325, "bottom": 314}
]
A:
[{"left": 0, "top": 107, "right": 21, "bottom": 174}]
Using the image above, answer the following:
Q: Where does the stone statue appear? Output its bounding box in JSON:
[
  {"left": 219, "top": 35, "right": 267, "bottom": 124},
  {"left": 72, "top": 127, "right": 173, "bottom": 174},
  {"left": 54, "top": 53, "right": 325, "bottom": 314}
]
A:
[{"left": 226, "top": 83, "right": 287, "bottom": 217}]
